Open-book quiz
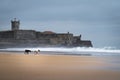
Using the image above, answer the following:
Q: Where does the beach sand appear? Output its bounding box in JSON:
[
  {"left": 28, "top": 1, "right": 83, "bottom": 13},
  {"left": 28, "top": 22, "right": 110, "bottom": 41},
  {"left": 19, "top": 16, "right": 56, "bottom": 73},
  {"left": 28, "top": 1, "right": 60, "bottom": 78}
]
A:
[{"left": 0, "top": 52, "right": 120, "bottom": 80}]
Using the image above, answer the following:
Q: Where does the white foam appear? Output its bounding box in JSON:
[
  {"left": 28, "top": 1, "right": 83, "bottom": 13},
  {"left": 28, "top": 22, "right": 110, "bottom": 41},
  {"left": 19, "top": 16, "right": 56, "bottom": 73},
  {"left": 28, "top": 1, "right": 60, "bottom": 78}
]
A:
[{"left": 0, "top": 47, "right": 120, "bottom": 53}]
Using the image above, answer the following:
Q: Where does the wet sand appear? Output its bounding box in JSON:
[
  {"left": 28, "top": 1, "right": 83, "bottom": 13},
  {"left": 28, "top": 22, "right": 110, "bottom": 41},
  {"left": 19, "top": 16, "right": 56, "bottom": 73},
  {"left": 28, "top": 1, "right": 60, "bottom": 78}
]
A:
[{"left": 0, "top": 52, "right": 120, "bottom": 80}]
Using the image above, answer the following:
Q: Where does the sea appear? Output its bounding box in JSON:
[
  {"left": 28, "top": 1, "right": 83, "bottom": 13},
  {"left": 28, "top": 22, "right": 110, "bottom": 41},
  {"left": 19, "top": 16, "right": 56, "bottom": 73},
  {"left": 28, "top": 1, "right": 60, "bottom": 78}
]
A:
[{"left": 0, "top": 46, "right": 120, "bottom": 56}]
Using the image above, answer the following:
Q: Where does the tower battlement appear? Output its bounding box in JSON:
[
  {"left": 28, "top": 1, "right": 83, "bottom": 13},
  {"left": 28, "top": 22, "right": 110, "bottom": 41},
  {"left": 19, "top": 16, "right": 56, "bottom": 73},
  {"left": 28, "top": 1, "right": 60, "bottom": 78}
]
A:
[{"left": 11, "top": 18, "right": 20, "bottom": 30}]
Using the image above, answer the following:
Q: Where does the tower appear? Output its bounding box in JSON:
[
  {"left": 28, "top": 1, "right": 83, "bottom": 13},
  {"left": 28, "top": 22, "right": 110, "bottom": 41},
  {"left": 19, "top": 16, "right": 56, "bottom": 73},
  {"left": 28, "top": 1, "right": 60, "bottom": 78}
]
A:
[{"left": 11, "top": 18, "right": 20, "bottom": 30}]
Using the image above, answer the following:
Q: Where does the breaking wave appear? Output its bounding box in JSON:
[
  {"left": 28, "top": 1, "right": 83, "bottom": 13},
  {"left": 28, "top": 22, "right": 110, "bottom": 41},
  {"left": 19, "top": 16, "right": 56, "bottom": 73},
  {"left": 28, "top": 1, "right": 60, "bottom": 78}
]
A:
[
  {"left": 0, "top": 46, "right": 120, "bottom": 52},
  {"left": 0, "top": 46, "right": 120, "bottom": 56}
]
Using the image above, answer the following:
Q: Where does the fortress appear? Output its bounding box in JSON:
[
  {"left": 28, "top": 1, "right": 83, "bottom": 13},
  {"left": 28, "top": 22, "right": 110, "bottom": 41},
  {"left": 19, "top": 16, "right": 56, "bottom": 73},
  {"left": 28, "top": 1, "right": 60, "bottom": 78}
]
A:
[{"left": 0, "top": 18, "right": 93, "bottom": 48}]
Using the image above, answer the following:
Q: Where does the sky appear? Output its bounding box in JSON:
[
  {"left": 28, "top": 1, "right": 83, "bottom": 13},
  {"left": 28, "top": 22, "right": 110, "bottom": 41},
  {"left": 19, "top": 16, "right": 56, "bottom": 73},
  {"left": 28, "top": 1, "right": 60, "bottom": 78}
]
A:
[{"left": 0, "top": 0, "right": 120, "bottom": 48}]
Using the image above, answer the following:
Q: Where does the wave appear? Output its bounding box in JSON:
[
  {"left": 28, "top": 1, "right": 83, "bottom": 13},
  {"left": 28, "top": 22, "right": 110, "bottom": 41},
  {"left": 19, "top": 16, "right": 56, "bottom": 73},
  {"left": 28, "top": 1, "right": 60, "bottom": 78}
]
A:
[
  {"left": 0, "top": 46, "right": 120, "bottom": 53},
  {"left": 0, "top": 47, "right": 120, "bottom": 56}
]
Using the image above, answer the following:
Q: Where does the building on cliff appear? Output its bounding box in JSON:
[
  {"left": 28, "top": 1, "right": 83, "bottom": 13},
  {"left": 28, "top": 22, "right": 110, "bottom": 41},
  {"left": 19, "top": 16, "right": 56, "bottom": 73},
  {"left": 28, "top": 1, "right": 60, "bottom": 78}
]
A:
[{"left": 0, "top": 18, "right": 93, "bottom": 48}]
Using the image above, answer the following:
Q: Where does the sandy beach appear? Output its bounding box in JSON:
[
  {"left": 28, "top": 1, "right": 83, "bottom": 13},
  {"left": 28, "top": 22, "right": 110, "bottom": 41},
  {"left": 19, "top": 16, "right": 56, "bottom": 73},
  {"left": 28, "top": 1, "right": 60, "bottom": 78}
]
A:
[{"left": 0, "top": 52, "right": 120, "bottom": 80}]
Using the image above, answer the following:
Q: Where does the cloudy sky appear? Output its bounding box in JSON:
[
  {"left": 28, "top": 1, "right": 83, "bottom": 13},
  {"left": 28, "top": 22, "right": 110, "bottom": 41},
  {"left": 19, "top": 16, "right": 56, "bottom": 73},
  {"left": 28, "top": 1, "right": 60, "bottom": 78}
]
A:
[{"left": 0, "top": 0, "right": 120, "bottom": 48}]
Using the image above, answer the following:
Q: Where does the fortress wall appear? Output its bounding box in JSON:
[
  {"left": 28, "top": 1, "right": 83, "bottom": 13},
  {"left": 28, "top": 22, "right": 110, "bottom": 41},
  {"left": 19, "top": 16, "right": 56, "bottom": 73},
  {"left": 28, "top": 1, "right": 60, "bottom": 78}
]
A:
[
  {"left": 36, "top": 32, "right": 42, "bottom": 39},
  {"left": 78, "top": 40, "right": 93, "bottom": 47},
  {"left": 0, "top": 31, "right": 14, "bottom": 39},
  {"left": 56, "top": 34, "right": 73, "bottom": 45},
  {"left": 0, "top": 39, "right": 45, "bottom": 48},
  {"left": 50, "top": 38, "right": 59, "bottom": 45},
  {"left": 37, "top": 39, "right": 50, "bottom": 44},
  {"left": 36, "top": 32, "right": 74, "bottom": 45},
  {"left": 57, "top": 34, "right": 73, "bottom": 40},
  {"left": 36, "top": 32, "right": 58, "bottom": 44},
  {"left": 36, "top": 32, "right": 57, "bottom": 39},
  {"left": 0, "top": 18, "right": 93, "bottom": 48},
  {"left": 67, "top": 34, "right": 74, "bottom": 45},
  {"left": 14, "top": 30, "right": 36, "bottom": 39},
  {"left": 73, "top": 36, "right": 81, "bottom": 43},
  {"left": 0, "top": 29, "right": 93, "bottom": 47}
]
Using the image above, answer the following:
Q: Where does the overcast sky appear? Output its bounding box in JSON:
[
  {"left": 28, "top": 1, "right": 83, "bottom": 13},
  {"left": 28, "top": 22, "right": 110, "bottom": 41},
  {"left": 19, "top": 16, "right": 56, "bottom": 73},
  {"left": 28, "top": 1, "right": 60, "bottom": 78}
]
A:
[{"left": 0, "top": 0, "right": 120, "bottom": 48}]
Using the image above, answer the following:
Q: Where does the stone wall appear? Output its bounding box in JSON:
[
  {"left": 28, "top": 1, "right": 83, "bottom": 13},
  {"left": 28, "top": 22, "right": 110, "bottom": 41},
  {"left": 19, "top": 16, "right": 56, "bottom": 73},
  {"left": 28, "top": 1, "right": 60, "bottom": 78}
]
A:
[
  {"left": 0, "top": 30, "right": 93, "bottom": 48},
  {"left": 36, "top": 32, "right": 58, "bottom": 44},
  {"left": 56, "top": 33, "right": 73, "bottom": 45},
  {"left": 36, "top": 32, "right": 57, "bottom": 39},
  {"left": 73, "top": 40, "right": 93, "bottom": 47},
  {"left": 36, "top": 32, "right": 74, "bottom": 45},
  {"left": 14, "top": 30, "right": 36, "bottom": 39},
  {"left": 0, "top": 31, "right": 14, "bottom": 39}
]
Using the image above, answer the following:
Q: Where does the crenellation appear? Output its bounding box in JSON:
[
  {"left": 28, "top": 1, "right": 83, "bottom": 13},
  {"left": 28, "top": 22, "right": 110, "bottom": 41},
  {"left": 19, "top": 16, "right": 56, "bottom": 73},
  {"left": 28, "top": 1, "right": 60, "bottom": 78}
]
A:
[{"left": 11, "top": 18, "right": 20, "bottom": 31}]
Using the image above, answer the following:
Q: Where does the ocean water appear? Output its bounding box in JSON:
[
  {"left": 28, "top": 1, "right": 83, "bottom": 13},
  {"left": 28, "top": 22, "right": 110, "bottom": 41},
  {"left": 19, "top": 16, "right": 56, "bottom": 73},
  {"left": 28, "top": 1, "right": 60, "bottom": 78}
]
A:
[{"left": 0, "top": 47, "right": 120, "bottom": 56}]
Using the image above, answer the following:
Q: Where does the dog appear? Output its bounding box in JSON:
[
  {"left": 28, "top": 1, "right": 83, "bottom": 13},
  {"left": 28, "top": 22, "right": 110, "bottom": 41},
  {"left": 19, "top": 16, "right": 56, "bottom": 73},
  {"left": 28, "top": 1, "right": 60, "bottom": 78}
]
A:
[
  {"left": 34, "top": 49, "right": 40, "bottom": 55},
  {"left": 24, "top": 49, "right": 31, "bottom": 54}
]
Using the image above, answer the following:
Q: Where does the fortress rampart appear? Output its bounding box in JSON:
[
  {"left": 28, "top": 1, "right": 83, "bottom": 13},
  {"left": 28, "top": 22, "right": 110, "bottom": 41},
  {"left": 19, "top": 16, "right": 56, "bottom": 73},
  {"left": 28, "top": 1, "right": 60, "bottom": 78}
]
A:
[{"left": 0, "top": 19, "right": 93, "bottom": 48}]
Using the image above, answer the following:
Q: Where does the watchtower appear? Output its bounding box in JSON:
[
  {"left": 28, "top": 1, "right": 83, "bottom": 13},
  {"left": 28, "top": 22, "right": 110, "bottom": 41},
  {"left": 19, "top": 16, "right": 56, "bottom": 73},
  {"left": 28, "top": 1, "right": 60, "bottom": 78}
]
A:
[{"left": 11, "top": 18, "right": 20, "bottom": 30}]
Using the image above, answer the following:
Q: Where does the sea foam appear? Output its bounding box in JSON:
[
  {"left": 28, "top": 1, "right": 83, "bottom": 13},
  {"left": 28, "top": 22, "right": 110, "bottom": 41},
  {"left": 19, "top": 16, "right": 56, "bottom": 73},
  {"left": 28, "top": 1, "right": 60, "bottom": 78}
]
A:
[{"left": 0, "top": 46, "right": 120, "bottom": 52}]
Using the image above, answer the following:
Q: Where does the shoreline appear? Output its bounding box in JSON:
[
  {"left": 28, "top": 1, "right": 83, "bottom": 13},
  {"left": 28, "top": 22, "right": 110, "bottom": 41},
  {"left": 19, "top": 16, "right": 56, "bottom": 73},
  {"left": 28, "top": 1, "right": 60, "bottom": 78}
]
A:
[{"left": 0, "top": 51, "right": 92, "bottom": 56}]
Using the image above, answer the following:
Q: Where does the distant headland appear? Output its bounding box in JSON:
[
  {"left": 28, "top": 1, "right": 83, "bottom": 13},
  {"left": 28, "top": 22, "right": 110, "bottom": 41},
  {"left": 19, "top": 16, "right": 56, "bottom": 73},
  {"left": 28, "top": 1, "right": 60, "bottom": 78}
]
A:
[{"left": 0, "top": 18, "right": 93, "bottom": 48}]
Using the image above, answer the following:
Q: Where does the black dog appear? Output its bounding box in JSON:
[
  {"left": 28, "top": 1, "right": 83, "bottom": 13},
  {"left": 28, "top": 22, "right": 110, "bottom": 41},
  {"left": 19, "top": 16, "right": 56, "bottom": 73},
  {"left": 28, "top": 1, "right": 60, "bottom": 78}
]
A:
[{"left": 24, "top": 49, "right": 31, "bottom": 54}]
